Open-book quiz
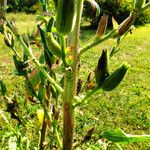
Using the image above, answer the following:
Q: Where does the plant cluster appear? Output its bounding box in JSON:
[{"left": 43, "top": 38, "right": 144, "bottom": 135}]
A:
[{"left": 0, "top": 0, "right": 150, "bottom": 149}]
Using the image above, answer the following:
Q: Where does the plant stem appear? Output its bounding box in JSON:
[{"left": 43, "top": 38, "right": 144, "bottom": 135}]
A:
[
  {"left": 40, "top": 82, "right": 53, "bottom": 150},
  {"left": 40, "top": 115, "right": 47, "bottom": 150},
  {"left": 63, "top": 69, "right": 74, "bottom": 150},
  {"left": 12, "top": 47, "right": 21, "bottom": 60},
  {"left": 61, "top": 36, "right": 68, "bottom": 66},
  {"left": 79, "top": 30, "right": 116, "bottom": 55},
  {"left": 63, "top": 1, "right": 84, "bottom": 149},
  {"left": 115, "top": 143, "right": 123, "bottom": 150}
]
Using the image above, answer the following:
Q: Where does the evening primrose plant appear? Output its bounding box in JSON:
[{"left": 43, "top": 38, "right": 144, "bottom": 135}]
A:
[{"left": 0, "top": 0, "right": 150, "bottom": 149}]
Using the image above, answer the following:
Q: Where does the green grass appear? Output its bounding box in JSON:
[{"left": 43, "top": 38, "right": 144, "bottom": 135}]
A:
[
  {"left": 79, "top": 24, "right": 150, "bottom": 149},
  {"left": 0, "top": 13, "right": 150, "bottom": 149}
]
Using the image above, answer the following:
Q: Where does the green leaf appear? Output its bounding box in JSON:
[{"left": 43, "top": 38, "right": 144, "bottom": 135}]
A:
[
  {"left": 25, "top": 69, "right": 41, "bottom": 98},
  {"left": 38, "top": 81, "right": 46, "bottom": 102},
  {"left": 101, "top": 129, "right": 150, "bottom": 144},
  {"left": 46, "top": 17, "right": 54, "bottom": 32}
]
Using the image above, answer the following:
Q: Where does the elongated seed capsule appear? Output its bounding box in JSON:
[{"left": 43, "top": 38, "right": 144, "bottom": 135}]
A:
[
  {"left": 46, "top": 33, "right": 62, "bottom": 58},
  {"left": 133, "top": 0, "right": 145, "bottom": 10},
  {"left": 117, "top": 11, "right": 137, "bottom": 36},
  {"left": 102, "top": 63, "right": 129, "bottom": 91},
  {"left": 96, "top": 15, "right": 108, "bottom": 37},
  {"left": 56, "top": 0, "right": 76, "bottom": 36},
  {"left": 95, "top": 49, "right": 109, "bottom": 87}
]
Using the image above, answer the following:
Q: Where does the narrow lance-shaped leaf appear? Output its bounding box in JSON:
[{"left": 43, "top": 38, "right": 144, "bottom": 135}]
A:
[{"left": 38, "top": 25, "right": 54, "bottom": 68}]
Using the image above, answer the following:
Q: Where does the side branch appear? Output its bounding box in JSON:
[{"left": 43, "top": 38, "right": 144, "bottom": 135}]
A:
[
  {"left": 79, "top": 2, "right": 150, "bottom": 56},
  {"left": 79, "top": 30, "right": 116, "bottom": 55}
]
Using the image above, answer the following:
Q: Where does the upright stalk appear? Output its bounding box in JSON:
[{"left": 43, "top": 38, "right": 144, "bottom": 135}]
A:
[
  {"left": 63, "top": 0, "right": 84, "bottom": 149},
  {"left": 39, "top": 84, "right": 51, "bottom": 150},
  {"left": 40, "top": 115, "right": 47, "bottom": 150}
]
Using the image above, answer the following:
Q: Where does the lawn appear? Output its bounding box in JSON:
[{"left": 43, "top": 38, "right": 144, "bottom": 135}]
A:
[{"left": 0, "top": 13, "right": 150, "bottom": 149}]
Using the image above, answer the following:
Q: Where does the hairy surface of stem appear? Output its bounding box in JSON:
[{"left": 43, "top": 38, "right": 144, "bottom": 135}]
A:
[{"left": 63, "top": 0, "right": 84, "bottom": 149}]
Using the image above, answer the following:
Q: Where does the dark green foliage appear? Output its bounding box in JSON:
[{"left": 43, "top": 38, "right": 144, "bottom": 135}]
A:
[
  {"left": 13, "top": 55, "right": 28, "bottom": 76},
  {"left": 38, "top": 25, "right": 54, "bottom": 68},
  {"left": 7, "top": 0, "right": 38, "bottom": 13},
  {"left": 95, "top": 49, "right": 109, "bottom": 87},
  {"left": 83, "top": 0, "right": 150, "bottom": 27}
]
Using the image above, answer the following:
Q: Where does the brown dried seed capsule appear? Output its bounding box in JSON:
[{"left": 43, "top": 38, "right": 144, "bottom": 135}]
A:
[
  {"left": 118, "top": 11, "right": 137, "bottom": 36},
  {"left": 96, "top": 15, "right": 108, "bottom": 37}
]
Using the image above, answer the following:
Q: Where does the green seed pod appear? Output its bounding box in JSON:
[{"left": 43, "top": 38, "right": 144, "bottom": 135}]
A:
[
  {"left": 46, "top": 32, "right": 62, "bottom": 58},
  {"left": 56, "top": 0, "right": 76, "bottom": 36},
  {"left": 133, "top": 0, "right": 145, "bottom": 10},
  {"left": 102, "top": 63, "right": 129, "bottom": 91},
  {"left": 95, "top": 49, "right": 109, "bottom": 87}
]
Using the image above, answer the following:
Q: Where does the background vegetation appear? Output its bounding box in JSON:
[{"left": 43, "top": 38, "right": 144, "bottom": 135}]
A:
[{"left": 6, "top": 0, "right": 150, "bottom": 25}]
